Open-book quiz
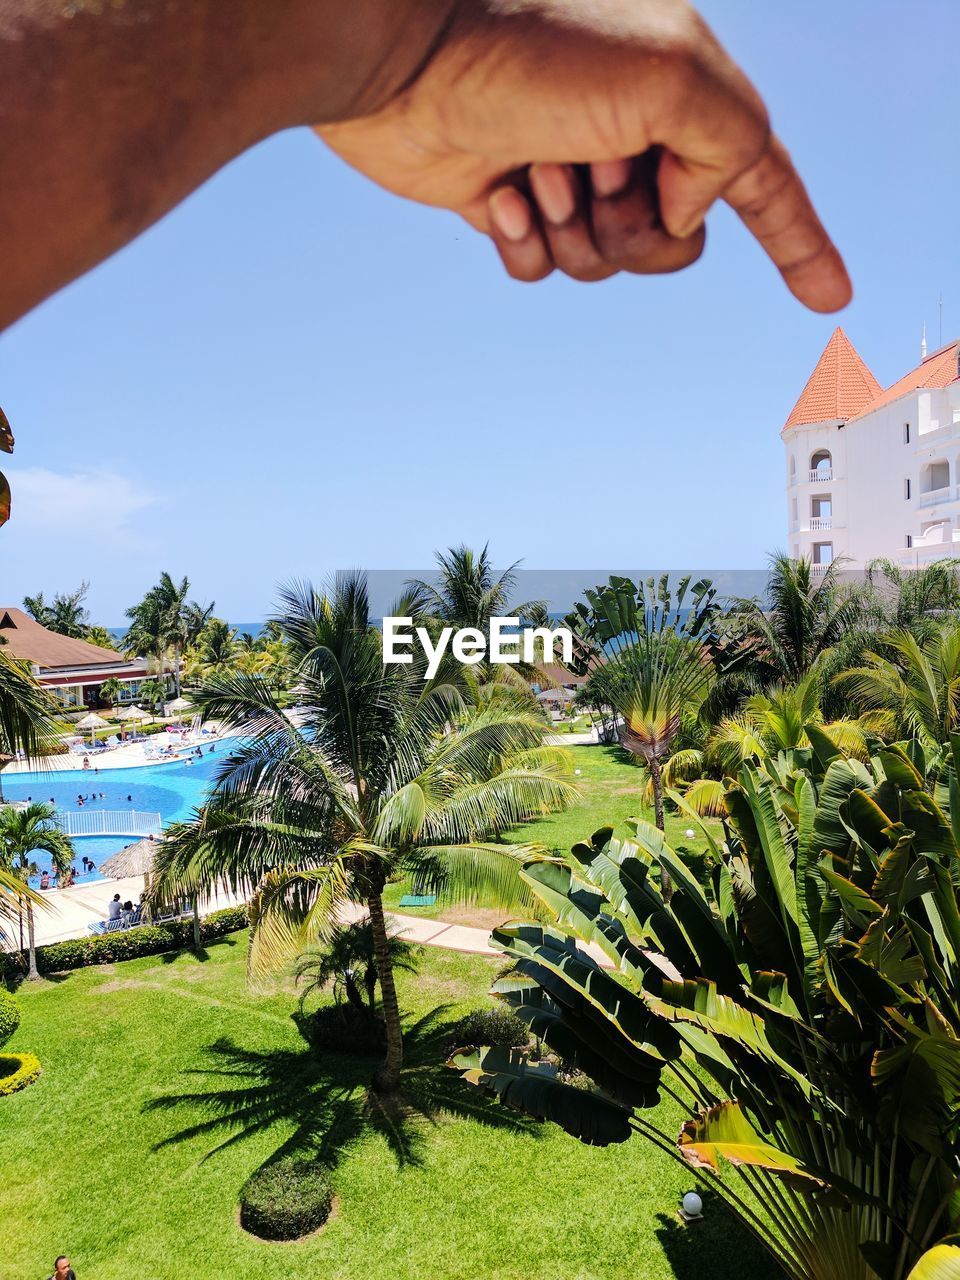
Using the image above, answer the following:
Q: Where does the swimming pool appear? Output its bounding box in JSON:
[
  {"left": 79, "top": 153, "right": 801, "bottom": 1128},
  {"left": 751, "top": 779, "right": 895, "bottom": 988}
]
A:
[{"left": 4, "top": 739, "right": 240, "bottom": 886}]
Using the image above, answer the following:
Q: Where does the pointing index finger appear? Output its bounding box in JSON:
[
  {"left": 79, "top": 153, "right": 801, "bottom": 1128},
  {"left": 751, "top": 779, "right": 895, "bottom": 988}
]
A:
[{"left": 723, "top": 135, "right": 851, "bottom": 313}]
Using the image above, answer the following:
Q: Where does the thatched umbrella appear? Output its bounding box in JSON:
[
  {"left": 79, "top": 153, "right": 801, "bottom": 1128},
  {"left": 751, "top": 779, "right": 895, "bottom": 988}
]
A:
[
  {"left": 75, "top": 711, "right": 109, "bottom": 743},
  {"left": 98, "top": 838, "right": 157, "bottom": 879},
  {"left": 113, "top": 704, "right": 145, "bottom": 739}
]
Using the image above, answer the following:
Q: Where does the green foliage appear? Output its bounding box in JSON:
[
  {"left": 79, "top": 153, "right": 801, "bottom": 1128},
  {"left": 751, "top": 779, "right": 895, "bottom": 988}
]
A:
[
  {"left": 0, "top": 928, "right": 770, "bottom": 1279},
  {"left": 0, "top": 989, "right": 19, "bottom": 1046},
  {"left": 454, "top": 735, "right": 960, "bottom": 1280},
  {"left": 0, "top": 905, "right": 248, "bottom": 977},
  {"left": 152, "top": 571, "right": 576, "bottom": 1092},
  {"left": 453, "top": 1005, "right": 529, "bottom": 1050},
  {"left": 239, "top": 1155, "right": 334, "bottom": 1240},
  {"left": 295, "top": 917, "right": 420, "bottom": 1014},
  {"left": 0, "top": 1052, "right": 41, "bottom": 1096}
]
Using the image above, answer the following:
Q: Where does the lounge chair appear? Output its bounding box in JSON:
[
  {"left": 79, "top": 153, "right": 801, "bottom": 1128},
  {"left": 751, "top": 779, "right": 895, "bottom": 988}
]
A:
[{"left": 87, "top": 917, "right": 127, "bottom": 936}]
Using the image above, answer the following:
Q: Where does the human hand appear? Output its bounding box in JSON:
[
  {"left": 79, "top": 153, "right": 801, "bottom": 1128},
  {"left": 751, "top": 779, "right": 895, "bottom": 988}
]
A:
[{"left": 317, "top": 0, "right": 850, "bottom": 311}]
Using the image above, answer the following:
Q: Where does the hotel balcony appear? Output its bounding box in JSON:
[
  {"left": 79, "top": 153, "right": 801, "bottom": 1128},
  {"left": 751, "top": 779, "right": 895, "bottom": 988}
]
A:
[
  {"left": 808, "top": 517, "right": 833, "bottom": 531},
  {"left": 917, "top": 484, "right": 960, "bottom": 508},
  {"left": 807, "top": 468, "right": 833, "bottom": 483}
]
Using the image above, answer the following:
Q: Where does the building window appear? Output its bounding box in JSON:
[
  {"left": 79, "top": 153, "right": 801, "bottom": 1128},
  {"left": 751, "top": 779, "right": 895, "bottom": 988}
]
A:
[
  {"left": 905, "top": 478, "right": 911, "bottom": 500},
  {"left": 906, "top": 534, "right": 913, "bottom": 548},
  {"left": 904, "top": 422, "right": 911, "bottom": 444}
]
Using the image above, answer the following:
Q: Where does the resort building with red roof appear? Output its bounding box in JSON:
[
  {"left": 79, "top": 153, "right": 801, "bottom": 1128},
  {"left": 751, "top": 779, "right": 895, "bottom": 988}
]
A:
[
  {"left": 783, "top": 328, "right": 960, "bottom": 571},
  {"left": 0, "top": 607, "right": 162, "bottom": 709}
]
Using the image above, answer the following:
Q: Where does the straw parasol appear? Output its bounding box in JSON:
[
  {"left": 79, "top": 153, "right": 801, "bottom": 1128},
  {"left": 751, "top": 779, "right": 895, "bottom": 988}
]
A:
[
  {"left": 75, "top": 711, "right": 109, "bottom": 742},
  {"left": 113, "top": 705, "right": 142, "bottom": 722},
  {"left": 98, "top": 837, "right": 158, "bottom": 879},
  {"left": 166, "top": 696, "right": 192, "bottom": 716}
]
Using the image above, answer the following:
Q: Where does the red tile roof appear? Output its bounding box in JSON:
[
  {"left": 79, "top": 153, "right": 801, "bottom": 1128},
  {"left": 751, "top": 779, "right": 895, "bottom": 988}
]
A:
[
  {"left": 0, "top": 607, "right": 122, "bottom": 670},
  {"left": 783, "top": 327, "right": 882, "bottom": 431},
  {"left": 859, "top": 340, "right": 960, "bottom": 415}
]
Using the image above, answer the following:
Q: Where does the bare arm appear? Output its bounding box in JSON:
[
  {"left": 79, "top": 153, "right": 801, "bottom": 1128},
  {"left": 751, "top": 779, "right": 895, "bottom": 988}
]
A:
[
  {"left": 0, "top": 0, "right": 850, "bottom": 333},
  {"left": 0, "top": 0, "right": 455, "bottom": 328}
]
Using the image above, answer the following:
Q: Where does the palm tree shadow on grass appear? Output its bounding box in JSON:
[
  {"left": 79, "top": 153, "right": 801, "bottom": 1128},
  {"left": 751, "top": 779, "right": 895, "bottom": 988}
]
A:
[
  {"left": 653, "top": 1208, "right": 780, "bottom": 1280},
  {"left": 144, "top": 1006, "right": 539, "bottom": 1175}
]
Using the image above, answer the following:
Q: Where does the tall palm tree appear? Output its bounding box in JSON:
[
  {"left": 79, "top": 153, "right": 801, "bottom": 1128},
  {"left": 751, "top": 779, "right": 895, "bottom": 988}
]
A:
[
  {"left": 0, "top": 803, "right": 73, "bottom": 978},
  {"left": 0, "top": 649, "right": 60, "bottom": 927},
  {"left": 125, "top": 572, "right": 196, "bottom": 698},
  {"left": 834, "top": 623, "right": 960, "bottom": 761},
  {"left": 406, "top": 544, "right": 548, "bottom": 688},
  {"left": 23, "top": 583, "right": 92, "bottom": 637},
  {"left": 150, "top": 574, "right": 576, "bottom": 1094},
  {"left": 723, "top": 553, "right": 863, "bottom": 689}
]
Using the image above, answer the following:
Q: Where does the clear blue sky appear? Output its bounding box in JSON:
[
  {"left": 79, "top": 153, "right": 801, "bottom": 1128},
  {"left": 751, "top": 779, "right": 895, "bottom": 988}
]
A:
[{"left": 1, "top": 0, "right": 955, "bottom": 624}]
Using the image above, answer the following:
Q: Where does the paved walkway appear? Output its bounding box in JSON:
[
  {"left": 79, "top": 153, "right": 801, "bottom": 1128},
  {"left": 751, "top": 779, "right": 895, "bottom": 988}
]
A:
[{"left": 18, "top": 879, "right": 620, "bottom": 971}]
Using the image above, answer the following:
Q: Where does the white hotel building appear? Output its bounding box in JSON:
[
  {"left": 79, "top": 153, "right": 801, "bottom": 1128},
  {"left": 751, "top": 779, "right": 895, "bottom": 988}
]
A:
[{"left": 783, "top": 328, "right": 960, "bottom": 571}]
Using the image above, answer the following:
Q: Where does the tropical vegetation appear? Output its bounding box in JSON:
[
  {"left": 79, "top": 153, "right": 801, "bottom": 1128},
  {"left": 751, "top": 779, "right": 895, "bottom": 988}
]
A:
[
  {"left": 454, "top": 730, "right": 960, "bottom": 1280},
  {"left": 150, "top": 573, "right": 576, "bottom": 1093}
]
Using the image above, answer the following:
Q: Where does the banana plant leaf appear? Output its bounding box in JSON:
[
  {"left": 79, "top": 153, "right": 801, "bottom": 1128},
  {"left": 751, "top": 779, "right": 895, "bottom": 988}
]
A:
[
  {"left": 451, "top": 1047, "right": 633, "bottom": 1146},
  {"left": 678, "top": 1100, "right": 842, "bottom": 1198},
  {"left": 905, "top": 1239, "right": 960, "bottom": 1280}
]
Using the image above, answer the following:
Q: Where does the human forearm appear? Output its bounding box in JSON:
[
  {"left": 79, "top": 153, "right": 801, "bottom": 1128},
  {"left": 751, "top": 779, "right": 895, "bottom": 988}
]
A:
[{"left": 0, "top": 0, "right": 456, "bottom": 329}]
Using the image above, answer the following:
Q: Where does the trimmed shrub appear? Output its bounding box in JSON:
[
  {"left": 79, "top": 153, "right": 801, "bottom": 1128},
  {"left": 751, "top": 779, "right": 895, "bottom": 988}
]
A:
[
  {"left": 0, "top": 905, "right": 249, "bottom": 977},
  {"left": 453, "top": 1006, "right": 529, "bottom": 1051},
  {"left": 239, "top": 1156, "right": 334, "bottom": 1240},
  {"left": 0, "top": 990, "right": 19, "bottom": 1047},
  {"left": 0, "top": 1052, "right": 41, "bottom": 1096}
]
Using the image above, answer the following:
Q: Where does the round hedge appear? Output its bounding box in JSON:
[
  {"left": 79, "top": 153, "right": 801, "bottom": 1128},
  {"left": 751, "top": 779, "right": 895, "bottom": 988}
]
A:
[
  {"left": 0, "top": 989, "right": 20, "bottom": 1048},
  {"left": 454, "top": 1006, "right": 529, "bottom": 1051},
  {"left": 240, "top": 1156, "right": 333, "bottom": 1240},
  {"left": 0, "top": 1052, "right": 41, "bottom": 1096}
]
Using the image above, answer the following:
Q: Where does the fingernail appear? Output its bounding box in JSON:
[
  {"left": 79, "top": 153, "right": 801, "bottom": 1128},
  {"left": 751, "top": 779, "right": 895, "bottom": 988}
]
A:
[
  {"left": 530, "top": 164, "right": 576, "bottom": 226},
  {"left": 672, "top": 210, "right": 706, "bottom": 240},
  {"left": 592, "top": 159, "right": 631, "bottom": 199},
  {"left": 489, "top": 188, "right": 532, "bottom": 242}
]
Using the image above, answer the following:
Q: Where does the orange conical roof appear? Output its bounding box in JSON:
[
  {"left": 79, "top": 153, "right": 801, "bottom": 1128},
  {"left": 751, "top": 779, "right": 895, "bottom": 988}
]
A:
[{"left": 783, "top": 328, "right": 882, "bottom": 431}]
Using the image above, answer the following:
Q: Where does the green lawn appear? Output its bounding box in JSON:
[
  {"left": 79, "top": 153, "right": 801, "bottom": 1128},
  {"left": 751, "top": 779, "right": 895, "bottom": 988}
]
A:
[
  {"left": 0, "top": 934, "right": 771, "bottom": 1280},
  {"left": 386, "top": 743, "right": 716, "bottom": 920}
]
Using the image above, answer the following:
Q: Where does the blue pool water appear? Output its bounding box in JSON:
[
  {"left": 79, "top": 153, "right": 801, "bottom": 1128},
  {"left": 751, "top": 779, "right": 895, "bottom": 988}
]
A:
[{"left": 4, "top": 739, "right": 240, "bottom": 886}]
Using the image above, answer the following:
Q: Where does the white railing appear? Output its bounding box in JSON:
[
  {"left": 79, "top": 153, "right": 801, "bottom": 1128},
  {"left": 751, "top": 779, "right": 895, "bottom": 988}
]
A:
[
  {"left": 809, "top": 517, "right": 833, "bottom": 531},
  {"left": 810, "top": 563, "right": 830, "bottom": 577},
  {"left": 918, "top": 485, "right": 958, "bottom": 508},
  {"left": 808, "top": 468, "right": 833, "bottom": 483},
  {"left": 55, "top": 810, "right": 162, "bottom": 838}
]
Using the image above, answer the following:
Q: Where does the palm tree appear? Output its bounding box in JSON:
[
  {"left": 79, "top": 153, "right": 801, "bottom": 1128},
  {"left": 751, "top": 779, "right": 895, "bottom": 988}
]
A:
[
  {"left": 23, "top": 583, "right": 92, "bottom": 637},
  {"left": 295, "top": 918, "right": 420, "bottom": 1016},
  {"left": 0, "top": 646, "right": 62, "bottom": 925},
  {"left": 99, "top": 678, "right": 123, "bottom": 709},
  {"left": 151, "top": 573, "right": 576, "bottom": 1094},
  {"left": 192, "top": 619, "right": 238, "bottom": 679},
  {"left": 406, "top": 544, "right": 548, "bottom": 688},
  {"left": 834, "top": 623, "right": 960, "bottom": 762},
  {"left": 125, "top": 573, "right": 194, "bottom": 698},
  {"left": 182, "top": 599, "right": 215, "bottom": 648},
  {"left": 722, "top": 553, "right": 863, "bottom": 688},
  {"left": 0, "top": 803, "right": 73, "bottom": 978},
  {"left": 615, "top": 631, "right": 714, "bottom": 833},
  {"left": 564, "top": 575, "right": 722, "bottom": 897}
]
